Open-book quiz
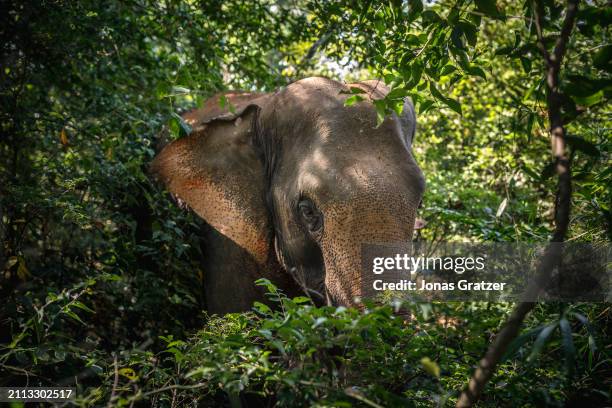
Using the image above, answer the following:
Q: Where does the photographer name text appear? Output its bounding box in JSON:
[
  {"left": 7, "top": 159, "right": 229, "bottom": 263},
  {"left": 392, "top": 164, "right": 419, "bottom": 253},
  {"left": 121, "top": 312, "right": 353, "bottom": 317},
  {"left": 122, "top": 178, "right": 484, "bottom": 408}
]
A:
[{"left": 372, "top": 279, "right": 506, "bottom": 291}]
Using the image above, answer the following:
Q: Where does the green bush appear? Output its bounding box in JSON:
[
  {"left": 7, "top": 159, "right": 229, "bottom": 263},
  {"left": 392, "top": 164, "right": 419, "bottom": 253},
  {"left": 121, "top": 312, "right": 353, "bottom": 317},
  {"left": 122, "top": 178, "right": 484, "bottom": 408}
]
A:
[
  {"left": 69, "top": 281, "right": 609, "bottom": 407},
  {"left": 1, "top": 1, "right": 609, "bottom": 407}
]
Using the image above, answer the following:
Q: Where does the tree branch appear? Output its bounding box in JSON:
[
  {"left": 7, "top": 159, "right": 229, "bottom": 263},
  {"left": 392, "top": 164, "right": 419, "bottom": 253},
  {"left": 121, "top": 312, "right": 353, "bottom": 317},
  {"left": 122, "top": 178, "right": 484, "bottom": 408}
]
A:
[{"left": 456, "top": 1, "right": 579, "bottom": 406}]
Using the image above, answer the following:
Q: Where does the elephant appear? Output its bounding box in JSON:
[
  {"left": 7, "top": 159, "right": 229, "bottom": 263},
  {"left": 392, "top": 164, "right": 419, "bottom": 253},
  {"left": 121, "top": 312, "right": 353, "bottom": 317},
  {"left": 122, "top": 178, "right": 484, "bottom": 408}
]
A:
[{"left": 151, "top": 77, "right": 425, "bottom": 314}]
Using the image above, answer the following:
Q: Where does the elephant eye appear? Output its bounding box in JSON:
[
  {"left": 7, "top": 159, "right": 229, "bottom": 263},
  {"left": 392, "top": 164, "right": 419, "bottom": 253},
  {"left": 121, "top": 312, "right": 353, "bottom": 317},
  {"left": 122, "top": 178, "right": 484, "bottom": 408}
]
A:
[{"left": 298, "top": 199, "right": 323, "bottom": 233}]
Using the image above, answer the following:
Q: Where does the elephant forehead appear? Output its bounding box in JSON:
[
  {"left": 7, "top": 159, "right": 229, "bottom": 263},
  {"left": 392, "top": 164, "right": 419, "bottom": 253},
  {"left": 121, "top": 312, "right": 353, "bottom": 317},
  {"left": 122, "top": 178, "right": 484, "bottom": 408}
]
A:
[
  {"left": 286, "top": 77, "right": 348, "bottom": 98},
  {"left": 285, "top": 77, "right": 386, "bottom": 107},
  {"left": 294, "top": 143, "right": 424, "bottom": 204},
  {"left": 295, "top": 145, "right": 332, "bottom": 191}
]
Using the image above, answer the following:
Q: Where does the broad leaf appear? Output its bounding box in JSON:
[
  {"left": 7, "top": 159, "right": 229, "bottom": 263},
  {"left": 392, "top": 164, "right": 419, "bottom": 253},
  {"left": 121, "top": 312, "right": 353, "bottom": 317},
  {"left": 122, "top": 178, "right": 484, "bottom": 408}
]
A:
[{"left": 474, "top": 0, "right": 505, "bottom": 20}]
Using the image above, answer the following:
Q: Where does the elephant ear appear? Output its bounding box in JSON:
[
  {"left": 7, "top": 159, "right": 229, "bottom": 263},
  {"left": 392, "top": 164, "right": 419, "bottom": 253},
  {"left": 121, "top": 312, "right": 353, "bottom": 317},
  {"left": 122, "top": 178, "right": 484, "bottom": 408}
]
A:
[
  {"left": 181, "top": 91, "right": 267, "bottom": 131},
  {"left": 349, "top": 80, "right": 417, "bottom": 148},
  {"left": 150, "top": 92, "right": 272, "bottom": 265}
]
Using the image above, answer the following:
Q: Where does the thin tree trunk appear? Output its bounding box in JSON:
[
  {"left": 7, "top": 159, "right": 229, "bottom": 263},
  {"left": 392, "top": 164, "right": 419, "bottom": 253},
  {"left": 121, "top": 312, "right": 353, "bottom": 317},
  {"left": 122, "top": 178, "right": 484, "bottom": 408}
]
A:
[{"left": 456, "top": 1, "right": 579, "bottom": 406}]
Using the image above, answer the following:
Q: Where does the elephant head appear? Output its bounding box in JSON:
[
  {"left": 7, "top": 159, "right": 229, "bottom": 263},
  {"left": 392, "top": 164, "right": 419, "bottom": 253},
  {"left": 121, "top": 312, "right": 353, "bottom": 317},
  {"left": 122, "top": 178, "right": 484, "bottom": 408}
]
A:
[{"left": 151, "top": 77, "right": 425, "bottom": 310}]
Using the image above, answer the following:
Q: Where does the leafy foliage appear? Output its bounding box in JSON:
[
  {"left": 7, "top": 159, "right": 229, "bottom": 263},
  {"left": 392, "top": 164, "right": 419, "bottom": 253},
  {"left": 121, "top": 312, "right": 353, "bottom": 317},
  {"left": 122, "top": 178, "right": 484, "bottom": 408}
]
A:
[
  {"left": 1, "top": 0, "right": 610, "bottom": 406},
  {"left": 66, "top": 283, "right": 610, "bottom": 407}
]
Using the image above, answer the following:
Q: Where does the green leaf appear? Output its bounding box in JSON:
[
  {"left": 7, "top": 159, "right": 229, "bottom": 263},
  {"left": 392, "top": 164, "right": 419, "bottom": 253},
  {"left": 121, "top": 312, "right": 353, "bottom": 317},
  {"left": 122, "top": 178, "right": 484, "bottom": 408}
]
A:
[
  {"left": 410, "top": 0, "right": 423, "bottom": 16},
  {"left": 565, "top": 135, "right": 601, "bottom": 157},
  {"left": 228, "top": 102, "right": 236, "bottom": 114},
  {"left": 420, "top": 357, "right": 440, "bottom": 378},
  {"left": 312, "top": 317, "right": 327, "bottom": 328},
  {"left": 386, "top": 87, "right": 410, "bottom": 100},
  {"left": 429, "top": 82, "right": 444, "bottom": 100},
  {"left": 528, "top": 323, "right": 556, "bottom": 362},
  {"left": 559, "top": 317, "right": 576, "bottom": 375},
  {"left": 170, "top": 113, "right": 192, "bottom": 138},
  {"left": 349, "top": 86, "right": 366, "bottom": 94},
  {"left": 593, "top": 44, "right": 612, "bottom": 72},
  {"left": 520, "top": 57, "right": 532, "bottom": 73},
  {"left": 540, "top": 162, "right": 556, "bottom": 181},
  {"left": 571, "top": 312, "right": 597, "bottom": 355},
  {"left": 63, "top": 309, "right": 85, "bottom": 325},
  {"left": 457, "top": 21, "right": 478, "bottom": 46},
  {"left": 448, "top": 8, "right": 460, "bottom": 25},
  {"left": 521, "top": 165, "right": 540, "bottom": 181},
  {"left": 389, "top": 99, "right": 405, "bottom": 116},
  {"left": 253, "top": 301, "right": 272, "bottom": 314},
  {"left": 419, "top": 99, "right": 435, "bottom": 113},
  {"left": 474, "top": 0, "right": 505, "bottom": 20},
  {"left": 495, "top": 197, "right": 508, "bottom": 217},
  {"left": 451, "top": 27, "right": 465, "bottom": 49},
  {"left": 468, "top": 11, "right": 482, "bottom": 26},
  {"left": 407, "top": 62, "right": 423, "bottom": 88},
  {"left": 444, "top": 97, "right": 462, "bottom": 115},
  {"left": 495, "top": 46, "right": 513, "bottom": 55},
  {"left": 215, "top": 95, "right": 235, "bottom": 113},
  {"left": 440, "top": 65, "right": 457, "bottom": 76},
  {"left": 421, "top": 10, "right": 443, "bottom": 26},
  {"left": 467, "top": 66, "right": 486, "bottom": 79},
  {"left": 373, "top": 99, "right": 387, "bottom": 127},
  {"left": 171, "top": 85, "right": 191, "bottom": 95},
  {"left": 501, "top": 326, "right": 543, "bottom": 362},
  {"left": 219, "top": 94, "right": 227, "bottom": 108},
  {"left": 563, "top": 75, "right": 606, "bottom": 97},
  {"left": 118, "top": 367, "right": 138, "bottom": 381},
  {"left": 255, "top": 278, "right": 279, "bottom": 295},
  {"left": 430, "top": 83, "right": 462, "bottom": 114},
  {"left": 345, "top": 94, "right": 364, "bottom": 106},
  {"left": 571, "top": 90, "right": 604, "bottom": 107},
  {"left": 71, "top": 301, "right": 94, "bottom": 314}
]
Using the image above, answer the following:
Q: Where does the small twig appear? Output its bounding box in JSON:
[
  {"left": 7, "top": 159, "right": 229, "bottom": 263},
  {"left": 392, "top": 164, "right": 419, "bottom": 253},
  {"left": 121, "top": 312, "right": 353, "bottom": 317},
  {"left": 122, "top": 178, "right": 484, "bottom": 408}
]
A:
[
  {"left": 139, "top": 382, "right": 209, "bottom": 398},
  {"left": 0, "top": 363, "right": 38, "bottom": 381},
  {"left": 533, "top": 0, "right": 551, "bottom": 62},
  {"left": 107, "top": 354, "right": 119, "bottom": 408}
]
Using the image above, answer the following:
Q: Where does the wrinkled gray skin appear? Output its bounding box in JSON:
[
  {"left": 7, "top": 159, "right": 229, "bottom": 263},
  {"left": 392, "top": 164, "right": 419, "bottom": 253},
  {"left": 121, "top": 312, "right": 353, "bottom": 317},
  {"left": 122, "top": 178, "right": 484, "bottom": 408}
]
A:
[{"left": 152, "top": 77, "right": 425, "bottom": 314}]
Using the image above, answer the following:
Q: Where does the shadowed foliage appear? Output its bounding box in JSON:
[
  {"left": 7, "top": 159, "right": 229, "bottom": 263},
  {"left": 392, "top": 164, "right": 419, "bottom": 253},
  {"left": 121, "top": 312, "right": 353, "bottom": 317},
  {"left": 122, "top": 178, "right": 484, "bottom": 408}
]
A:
[{"left": 1, "top": 0, "right": 609, "bottom": 406}]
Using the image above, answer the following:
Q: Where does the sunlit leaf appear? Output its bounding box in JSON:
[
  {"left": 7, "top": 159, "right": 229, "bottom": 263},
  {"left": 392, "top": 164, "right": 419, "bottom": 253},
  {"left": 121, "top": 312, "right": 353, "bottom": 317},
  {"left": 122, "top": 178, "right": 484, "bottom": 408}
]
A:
[
  {"left": 373, "top": 99, "right": 387, "bottom": 127},
  {"left": 60, "top": 128, "right": 69, "bottom": 146},
  {"left": 420, "top": 357, "right": 440, "bottom": 378},
  {"left": 17, "top": 257, "right": 30, "bottom": 281},
  {"left": 344, "top": 94, "right": 364, "bottom": 106},
  {"left": 118, "top": 367, "right": 138, "bottom": 381},
  {"left": 386, "top": 87, "right": 410, "bottom": 100},
  {"left": 495, "top": 197, "right": 508, "bottom": 218},
  {"left": 171, "top": 86, "right": 191, "bottom": 95}
]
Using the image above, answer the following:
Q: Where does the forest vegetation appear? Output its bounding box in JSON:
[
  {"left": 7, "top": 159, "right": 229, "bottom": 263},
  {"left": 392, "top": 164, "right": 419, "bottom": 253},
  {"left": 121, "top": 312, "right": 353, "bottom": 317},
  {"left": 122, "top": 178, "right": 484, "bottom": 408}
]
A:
[{"left": 0, "top": 0, "right": 610, "bottom": 406}]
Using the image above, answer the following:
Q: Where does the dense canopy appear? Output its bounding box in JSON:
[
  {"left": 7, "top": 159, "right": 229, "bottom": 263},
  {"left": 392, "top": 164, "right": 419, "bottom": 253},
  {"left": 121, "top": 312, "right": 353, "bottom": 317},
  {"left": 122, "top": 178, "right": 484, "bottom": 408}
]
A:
[{"left": 1, "top": 0, "right": 610, "bottom": 406}]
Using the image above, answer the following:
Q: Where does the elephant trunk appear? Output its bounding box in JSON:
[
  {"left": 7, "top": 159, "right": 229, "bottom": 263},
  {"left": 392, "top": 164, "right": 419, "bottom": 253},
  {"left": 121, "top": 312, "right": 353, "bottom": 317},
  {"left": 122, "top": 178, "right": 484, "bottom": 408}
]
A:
[{"left": 320, "top": 191, "right": 419, "bottom": 306}]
